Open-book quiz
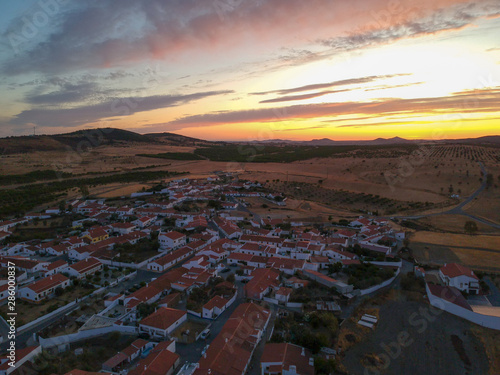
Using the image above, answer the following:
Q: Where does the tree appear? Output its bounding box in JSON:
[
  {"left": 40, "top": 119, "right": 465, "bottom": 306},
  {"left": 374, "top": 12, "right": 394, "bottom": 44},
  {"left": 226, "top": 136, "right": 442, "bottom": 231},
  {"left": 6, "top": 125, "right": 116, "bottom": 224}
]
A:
[
  {"left": 464, "top": 220, "right": 478, "bottom": 235},
  {"left": 54, "top": 287, "right": 64, "bottom": 297},
  {"left": 486, "top": 173, "right": 493, "bottom": 188},
  {"left": 79, "top": 185, "right": 89, "bottom": 197},
  {"left": 327, "top": 262, "right": 342, "bottom": 275}
]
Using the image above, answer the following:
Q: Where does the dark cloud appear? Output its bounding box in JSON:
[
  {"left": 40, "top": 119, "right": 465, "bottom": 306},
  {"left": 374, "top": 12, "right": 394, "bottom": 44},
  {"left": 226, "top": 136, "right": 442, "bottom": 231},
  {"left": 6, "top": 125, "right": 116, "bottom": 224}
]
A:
[
  {"left": 25, "top": 81, "right": 104, "bottom": 104},
  {"left": 251, "top": 74, "right": 412, "bottom": 96},
  {"left": 319, "top": 3, "right": 500, "bottom": 51},
  {"left": 4, "top": 0, "right": 497, "bottom": 76},
  {"left": 11, "top": 90, "right": 233, "bottom": 127},
  {"left": 259, "top": 89, "right": 351, "bottom": 104},
  {"left": 168, "top": 87, "right": 500, "bottom": 127}
]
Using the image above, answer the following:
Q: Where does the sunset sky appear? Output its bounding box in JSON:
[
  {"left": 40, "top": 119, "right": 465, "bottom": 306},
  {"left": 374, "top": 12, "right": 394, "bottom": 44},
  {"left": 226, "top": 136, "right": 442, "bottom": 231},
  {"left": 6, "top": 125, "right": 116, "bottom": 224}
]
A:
[{"left": 1, "top": 0, "right": 500, "bottom": 141}]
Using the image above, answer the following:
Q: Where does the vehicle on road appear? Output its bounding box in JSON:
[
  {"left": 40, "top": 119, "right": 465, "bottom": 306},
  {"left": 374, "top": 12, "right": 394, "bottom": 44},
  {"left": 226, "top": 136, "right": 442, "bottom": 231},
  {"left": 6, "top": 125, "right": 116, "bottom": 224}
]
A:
[{"left": 200, "top": 329, "right": 211, "bottom": 340}]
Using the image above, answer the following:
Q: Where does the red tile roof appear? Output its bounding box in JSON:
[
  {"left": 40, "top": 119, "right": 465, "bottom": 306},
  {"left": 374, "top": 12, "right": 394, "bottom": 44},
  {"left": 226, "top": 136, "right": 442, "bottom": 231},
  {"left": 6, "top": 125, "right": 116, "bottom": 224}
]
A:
[
  {"left": 260, "top": 343, "right": 314, "bottom": 375},
  {"left": 426, "top": 283, "right": 472, "bottom": 310},
  {"left": 46, "top": 259, "right": 68, "bottom": 271},
  {"left": 162, "top": 231, "right": 185, "bottom": 240},
  {"left": 195, "top": 303, "right": 269, "bottom": 375},
  {"left": 69, "top": 257, "right": 102, "bottom": 274},
  {"left": 440, "top": 263, "right": 478, "bottom": 280},
  {"left": 244, "top": 268, "right": 279, "bottom": 299},
  {"left": 140, "top": 307, "right": 186, "bottom": 330},
  {"left": 26, "top": 273, "right": 68, "bottom": 294},
  {"left": 128, "top": 341, "right": 179, "bottom": 375},
  {"left": 203, "top": 295, "right": 228, "bottom": 311}
]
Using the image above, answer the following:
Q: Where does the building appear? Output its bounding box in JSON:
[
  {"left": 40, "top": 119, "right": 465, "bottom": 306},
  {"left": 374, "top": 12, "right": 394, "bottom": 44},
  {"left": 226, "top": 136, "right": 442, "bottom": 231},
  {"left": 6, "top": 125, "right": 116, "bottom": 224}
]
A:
[
  {"left": 128, "top": 341, "right": 179, "bottom": 375},
  {"left": 0, "top": 345, "right": 42, "bottom": 375},
  {"left": 260, "top": 343, "right": 314, "bottom": 375},
  {"left": 194, "top": 303, "right": 271, "bottom": 375},
  {"left": 66, "top": 258, "right": 103, "bottom": 279},
  {"left": 18, "top": 274, "right": 70, "bottom": 303},
  {"left": 275, "top": 287, "right": 293, "bottom": 303},
  {"left": 244, "top": 268, "right": 280, "bottom": 300},
  {"left": 202, "top": 295, "right": 230, "bottom": 319},
  {"left": 439, "top": 263, "right": 480, "bottom": 294},
  {"left": 147, "top": 246, "right": 195, "bottom": 272},
  {"left": 139, "top": 307, "right": 187, "bottom": 338},
  {"left": 83, "top": 227, "right": 109, "bottom": 243},
  {"left": 159, "top": 231, "right": 186, "bottom": 250},
  {"left": 44, "top": 259, "right": 68, "bottom": 277},
  {"left": 110, "top": 222, "right": 136, "bottom": 235},
  {"left": 303, "top": 269, "right": 353, "bottom": 294},
  {"left": 102, "top": 339, "right": 154, "bottom": 372}
]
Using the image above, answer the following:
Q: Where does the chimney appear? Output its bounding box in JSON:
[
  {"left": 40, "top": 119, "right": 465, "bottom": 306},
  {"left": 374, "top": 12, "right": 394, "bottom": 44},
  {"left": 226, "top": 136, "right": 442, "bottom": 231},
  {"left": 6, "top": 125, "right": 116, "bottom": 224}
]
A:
[
  {"left": 203, "top": 353, "right": 207, "bottom": 359},
  {"left": 309, "top": 358, "right": 314, "bottom": 366},
  {"left": 301, "top": 348, "right": 305, "bottom": 356}
]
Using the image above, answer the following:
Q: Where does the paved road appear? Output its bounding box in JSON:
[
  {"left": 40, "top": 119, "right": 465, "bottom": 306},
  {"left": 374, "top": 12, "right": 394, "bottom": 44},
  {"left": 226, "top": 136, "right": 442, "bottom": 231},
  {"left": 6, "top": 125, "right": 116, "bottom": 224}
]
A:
[
  {"left": 390, "top": 162, "right": 500, "bottom": 229},
  {"left": 484, "top": 277, "right": 500, "bottom": 306},
  {"left": 176, "top": 279, "right": 246, "bottom": 364},
  {"left": 230, "top": 196, "right": 261, "bottom": 224}
]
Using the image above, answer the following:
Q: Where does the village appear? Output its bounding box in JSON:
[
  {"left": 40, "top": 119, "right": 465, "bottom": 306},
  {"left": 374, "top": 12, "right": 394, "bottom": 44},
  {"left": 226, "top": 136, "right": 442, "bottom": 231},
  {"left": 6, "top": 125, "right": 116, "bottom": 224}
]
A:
[{"left": 0, "top": 173, "right": 497, "bottom": 375}]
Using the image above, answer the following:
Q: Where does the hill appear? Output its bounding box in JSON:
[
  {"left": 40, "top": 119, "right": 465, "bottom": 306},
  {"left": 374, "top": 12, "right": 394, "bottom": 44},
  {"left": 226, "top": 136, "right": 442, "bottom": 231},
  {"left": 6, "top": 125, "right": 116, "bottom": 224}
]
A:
[
  {"left": 144, "top": 132, "right": 214, "bottom": 146},
  {"left": 0, "top": 128, "right": 212, "bottom": 155}
]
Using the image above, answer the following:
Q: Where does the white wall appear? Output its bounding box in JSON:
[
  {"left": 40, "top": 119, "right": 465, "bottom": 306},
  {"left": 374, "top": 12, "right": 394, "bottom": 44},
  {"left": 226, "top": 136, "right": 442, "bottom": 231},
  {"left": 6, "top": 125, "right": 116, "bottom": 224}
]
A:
[{"left": 426, "top": 284, "right": 500, "bottom": 330}]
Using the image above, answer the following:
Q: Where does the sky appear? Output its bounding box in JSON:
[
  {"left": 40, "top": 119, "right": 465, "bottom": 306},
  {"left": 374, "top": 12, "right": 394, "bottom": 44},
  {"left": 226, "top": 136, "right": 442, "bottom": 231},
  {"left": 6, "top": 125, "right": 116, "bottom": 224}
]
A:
[{"left": 0, "top": 0, "right": 500, "bottom": 141}]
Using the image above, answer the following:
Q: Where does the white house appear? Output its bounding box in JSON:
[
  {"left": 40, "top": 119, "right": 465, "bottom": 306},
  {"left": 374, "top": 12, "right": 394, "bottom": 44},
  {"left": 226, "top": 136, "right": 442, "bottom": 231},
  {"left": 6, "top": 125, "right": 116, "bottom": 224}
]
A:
[
  {"left": 66, "top": 257, "right": 103, "bottom": 279},
  {"left": 139, "top": 307, "right": 187, "bottom": 338},
  {"left": 202, "top": 295, "right": 230, "bottom": 319},
  {"left": 18, "top": 274, "right": 70, "bottom": 303},
  {"left": 159, "top": 231, "right": 186, "bottom": 250},
  {"left": 439, "top": 263, "right": 480, "bottom": 294}
]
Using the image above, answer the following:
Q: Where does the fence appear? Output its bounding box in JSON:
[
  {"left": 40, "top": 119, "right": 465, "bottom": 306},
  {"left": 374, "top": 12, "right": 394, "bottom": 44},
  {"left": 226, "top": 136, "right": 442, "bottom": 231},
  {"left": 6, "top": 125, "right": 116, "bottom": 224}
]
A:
[
  {"left": 17, "top": 271, "right": 137, "bottom": 334},
  {"left": 17, "top": 300, "right": 79, "bottom": 334},
  {"left": 359, "top": 267, "right": 401, "bottom": 296},
  {"left": 38, "top": 325, "right": 138, "bottom": 349},
  {"left": 187, "top": 310, "right": 202, "bottom": 318}
]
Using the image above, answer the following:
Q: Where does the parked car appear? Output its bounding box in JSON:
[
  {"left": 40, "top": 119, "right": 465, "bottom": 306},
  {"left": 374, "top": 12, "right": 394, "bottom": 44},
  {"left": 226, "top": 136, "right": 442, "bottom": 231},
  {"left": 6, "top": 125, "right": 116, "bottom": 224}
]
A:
[{"left": 200, "top": 329, "right": 211, "bottom": 340}]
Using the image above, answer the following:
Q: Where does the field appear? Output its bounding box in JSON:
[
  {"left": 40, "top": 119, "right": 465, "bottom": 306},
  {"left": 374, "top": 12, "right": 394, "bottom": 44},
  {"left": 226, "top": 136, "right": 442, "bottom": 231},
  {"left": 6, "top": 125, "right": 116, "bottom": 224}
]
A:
[
  {"left": 410, "top": 231, "right": 500, "bottom": 272},
  {"left": 415, "top": 214, "right": 500, "bottom": 234},
  {"left": 0, "top": 141, "right": 499, "bottom": 220}
]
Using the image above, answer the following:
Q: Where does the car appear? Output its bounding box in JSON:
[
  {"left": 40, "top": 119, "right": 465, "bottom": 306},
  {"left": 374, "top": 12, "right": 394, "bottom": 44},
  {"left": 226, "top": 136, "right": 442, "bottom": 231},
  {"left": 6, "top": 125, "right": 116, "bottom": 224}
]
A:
[
  {"left": 220, "top": 268, "right": 230, "bottom": 273},
  {"left": 200, "top": 329, "right": 211, "bottom": 340},
  {"left": 230, "top": 263, "right": 238, "bottom": 267}
]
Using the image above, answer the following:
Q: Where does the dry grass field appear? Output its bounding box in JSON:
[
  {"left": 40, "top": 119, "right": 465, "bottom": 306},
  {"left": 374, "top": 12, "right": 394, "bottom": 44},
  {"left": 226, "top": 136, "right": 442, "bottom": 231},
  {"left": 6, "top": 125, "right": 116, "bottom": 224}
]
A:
[
  {"left": 416, "top": 214, "right": 500, "bottom": 234},
  {"left": 0, "top": 142, "right": 499, "bottom": 218},
  {"left": 410, "top": 231, "right": 500, "bottom": 272}
]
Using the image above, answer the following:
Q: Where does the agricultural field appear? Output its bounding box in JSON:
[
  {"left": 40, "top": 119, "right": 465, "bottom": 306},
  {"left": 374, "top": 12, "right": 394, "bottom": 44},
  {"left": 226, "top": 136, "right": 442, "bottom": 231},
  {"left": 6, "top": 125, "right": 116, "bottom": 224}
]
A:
[
  {"left": 410, "top": 231, "right": 500, "bottom": 273},
  {"left": 0, "top": 140, "right": 499, "bottom": 221}
]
